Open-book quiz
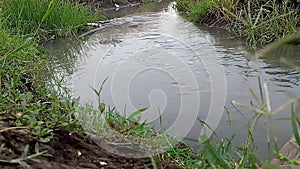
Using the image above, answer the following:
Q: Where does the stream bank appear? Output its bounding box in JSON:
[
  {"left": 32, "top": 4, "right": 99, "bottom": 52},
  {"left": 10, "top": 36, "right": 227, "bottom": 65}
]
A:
[{"left": 175, "top": 0, "right": 300, "bottom": 47}]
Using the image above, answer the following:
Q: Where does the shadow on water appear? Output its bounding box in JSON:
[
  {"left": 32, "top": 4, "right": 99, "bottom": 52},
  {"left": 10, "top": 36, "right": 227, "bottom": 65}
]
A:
[
  {"left": 45, "top": 1, "right": 300, "bottom": 159},
  {"left": 262, "top": 44, "right": 300, "bottom": 87}
]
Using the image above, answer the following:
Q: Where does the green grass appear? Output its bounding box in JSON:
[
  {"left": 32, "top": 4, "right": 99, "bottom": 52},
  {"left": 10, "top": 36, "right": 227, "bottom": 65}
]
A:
[
  {"left": 0, "top": 0, "right": 96, "bottom": 165},
  {"left": 189, "top": 0, "right": 215, "bottom": 21},
  {"left": 176, "top": 0, "right": 299, "bottom": 47},
  {"left": 0, "top": 25, "right": 81, "bottom": 142},
  {"left": 1, "top": 0, "right": 99, "bottom": 41}
]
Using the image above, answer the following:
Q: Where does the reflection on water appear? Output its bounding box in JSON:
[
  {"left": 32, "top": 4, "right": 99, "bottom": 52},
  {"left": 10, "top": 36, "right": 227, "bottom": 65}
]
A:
[{"left": 45, "top": 2, "right": 300, "bottom": 158}]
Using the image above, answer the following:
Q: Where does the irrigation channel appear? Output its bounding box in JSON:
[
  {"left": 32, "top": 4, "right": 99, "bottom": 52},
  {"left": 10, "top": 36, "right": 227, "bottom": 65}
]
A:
[{"left": 45, "top": 1, "right": 300, "bottom": 158}]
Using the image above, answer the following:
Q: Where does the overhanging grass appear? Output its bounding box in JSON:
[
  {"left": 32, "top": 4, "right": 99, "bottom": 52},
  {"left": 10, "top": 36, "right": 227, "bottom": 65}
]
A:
[
  {"left": 176, "top": 0, "right": 300, "bottom": 47},
  {"left": 1, "top": 0, "right": 99, "bottom": 41}
]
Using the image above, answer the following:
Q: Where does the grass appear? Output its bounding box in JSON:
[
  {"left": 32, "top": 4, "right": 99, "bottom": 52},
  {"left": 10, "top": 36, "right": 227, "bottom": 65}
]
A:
[
  {"left": 1, "top": 0, "right": 99, "bottom": 41},
  {"left": 0, "top": 24, "right": 81, "bottom": 142},
  {"left": 176, "top": 0, "right": 300, "bottom": 47},
  {"left": 189, "top": 0, "right": 216, "bottom": 21},
  {"left": 0, "top": 0, "right": 97, "bottom": 166}
]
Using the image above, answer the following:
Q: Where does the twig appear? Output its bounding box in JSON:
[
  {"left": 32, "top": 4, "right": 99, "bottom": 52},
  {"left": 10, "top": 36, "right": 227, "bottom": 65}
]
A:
[
  {"left": 79, "top": 25, "right": 108, "bottom": 38},
  {"left": 0, "top": 126, "right": 29, "bottom": 133}
]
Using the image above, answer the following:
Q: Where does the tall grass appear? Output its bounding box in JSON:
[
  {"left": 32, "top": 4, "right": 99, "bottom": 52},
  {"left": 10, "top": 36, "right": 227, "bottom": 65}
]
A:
[
  {"left": 189, "top": 0, "right": 216, "bottom": 21},
  {"left": 176, "top": 0, "right": 299, "bottom": 47},
  {"left": 1, "top": 0, "right": 98, "bottom": 41},
  {"left": 223, "top": 0, "right": 299, "bottom": 47}
]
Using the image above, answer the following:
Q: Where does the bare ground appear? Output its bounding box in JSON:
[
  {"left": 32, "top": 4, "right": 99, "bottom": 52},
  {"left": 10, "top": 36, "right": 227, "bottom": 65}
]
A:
[{"left": 0, "top": 115, "right": 179, "bottom": 169}]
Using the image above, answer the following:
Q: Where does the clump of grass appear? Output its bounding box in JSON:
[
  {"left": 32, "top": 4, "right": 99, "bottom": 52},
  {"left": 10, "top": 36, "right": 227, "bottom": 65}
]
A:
[
  {"left": 0, "top": 0, "right": 102, "bottom": 144},
  {"left": 0, "top": 24, "right": 81, "bottom": 142},
  {"left": 0, "top": 0, "right": 97, "bottom": 144},
  {"left": 1, "top": 0, "right": 99, "bottom": 41},
  {"left": 189, "top": 0, "right": 216, "bottom": 21},
  {"left": 224, "top": 0, "right": 299, "bottom": 47},
  {"left": 176, "top": 0, "right": 194, "bottom": 12},
  {"left": 176, "top": 0, "right": 300, "bottom": 47}
]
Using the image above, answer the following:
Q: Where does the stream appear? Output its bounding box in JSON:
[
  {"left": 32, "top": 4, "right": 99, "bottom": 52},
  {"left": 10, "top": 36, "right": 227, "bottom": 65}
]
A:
[{"left": 45, "top": 2, "right": 300, "bottom": 158}]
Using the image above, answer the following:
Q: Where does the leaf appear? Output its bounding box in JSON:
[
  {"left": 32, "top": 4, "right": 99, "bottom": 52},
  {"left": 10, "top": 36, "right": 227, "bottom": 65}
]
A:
[
  {"left": 2, "top": 37, "right": 33, "bottom": 61},
  {"left": 22, "top": 145, "right": 29, "bottom": 159},
  {"left": 30, "top": 158, "right": 41, "bottom": 163},
  {"left": 291, "top": 104, "right": 300, "bottom": 147},
  {"left": 127, "top": 108, "right": 147, "bottom": 121},
  {"left": 39, "top": 137, "right": 51, "bottom": 143},
  {"left": 19, "top": 161, "right": 29, "bottom": 168},
  {"left": 90, "top": 86, "right": 100, "bottom": 96},
  {"left": 41, "top": 0, "right": 58, "bottom": 24},
  {"left": 34, "top": 143, "right": 39, "bottom": 153},
  {"left": 99, "top": 103, "right": 105, "bottom": 113},
  {"left": 200, "top": 135, "right": 231, "bottom": 169}
]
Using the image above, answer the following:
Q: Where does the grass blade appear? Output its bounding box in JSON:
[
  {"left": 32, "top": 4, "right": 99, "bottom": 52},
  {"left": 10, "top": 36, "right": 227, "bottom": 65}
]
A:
[
  {"left": 41, "top": 0, "right": 58, "bottom": 24},
  {"left": 127, "top": 108, "right": 147, "bottom": 120},
  {"left": 291, "top": 104, "right": 300, "bottom": 147}
]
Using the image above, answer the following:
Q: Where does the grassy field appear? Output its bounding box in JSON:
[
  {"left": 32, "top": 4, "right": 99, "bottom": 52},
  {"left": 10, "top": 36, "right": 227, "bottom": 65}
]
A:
[{"left": 0, "top": 0, "right": 299, "bottom": 168}]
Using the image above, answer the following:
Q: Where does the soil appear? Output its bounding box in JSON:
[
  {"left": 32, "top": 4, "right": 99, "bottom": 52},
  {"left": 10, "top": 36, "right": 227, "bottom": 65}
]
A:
[{"left": 0, "top": 115, "right": 179, "bottom": 169}]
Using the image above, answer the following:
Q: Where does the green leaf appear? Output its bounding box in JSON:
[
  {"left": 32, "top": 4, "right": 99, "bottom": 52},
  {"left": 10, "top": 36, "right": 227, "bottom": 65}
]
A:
[
  {"left": 2, "top": 37, "right": 33, "bottom": 61},
  {"left": 34, "top": 143, "right": 39, "bottom": 153},
  {"left": 41, "top": 0, "right": 58, "bottom": 24},
  {"left": 201, "top": 136, "right": 231, "bottom": 169},
  {"left": 291, "top": 104, "right": 300, "bottom": 147},
  {"left": 127, "top": 108, "right": 147, "bottom": 121},
  {"left": 22, "top": 145, "right": 29, "bottom": 159}
]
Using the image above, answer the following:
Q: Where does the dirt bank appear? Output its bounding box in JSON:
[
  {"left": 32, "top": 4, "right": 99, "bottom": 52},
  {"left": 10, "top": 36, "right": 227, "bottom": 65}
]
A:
[{"left": 0, "top": 114, "right": 179, "bottom": 169}]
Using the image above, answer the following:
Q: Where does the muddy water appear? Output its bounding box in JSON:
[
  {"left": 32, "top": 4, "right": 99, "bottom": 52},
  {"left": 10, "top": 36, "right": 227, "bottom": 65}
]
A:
[{"left": 46, "top": 2, "right": 300, "bottom": 158}]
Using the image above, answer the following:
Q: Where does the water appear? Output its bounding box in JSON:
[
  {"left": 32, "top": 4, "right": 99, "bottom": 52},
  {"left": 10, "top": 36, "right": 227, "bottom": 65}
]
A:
[{"left": 45, "top": 2, "right": 300, "bottom": 158}]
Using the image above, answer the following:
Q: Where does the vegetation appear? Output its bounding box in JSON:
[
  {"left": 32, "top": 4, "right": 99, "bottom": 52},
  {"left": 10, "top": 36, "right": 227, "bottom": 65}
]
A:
[
  {"left": 1, "top": 0, "right": 98, "bottom": 41},
  {"left": 176, "top": 0, "right": 300, "bottom": 47},
  {"left": 0, "top": 0, "right": 299, "bottom": 168}
]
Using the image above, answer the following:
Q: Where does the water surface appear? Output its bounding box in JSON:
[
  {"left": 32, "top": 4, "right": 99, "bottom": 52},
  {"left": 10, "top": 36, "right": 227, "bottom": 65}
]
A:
[{"left": 45, "top": 2, "right": 300, "bottom": 158}]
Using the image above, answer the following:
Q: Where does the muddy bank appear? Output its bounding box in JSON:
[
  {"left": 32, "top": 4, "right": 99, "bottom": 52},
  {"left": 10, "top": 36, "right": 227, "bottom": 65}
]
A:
[{"left": 0, "top": 115, "right": 179, "bottom": 169}]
